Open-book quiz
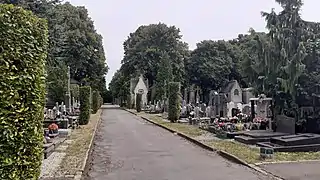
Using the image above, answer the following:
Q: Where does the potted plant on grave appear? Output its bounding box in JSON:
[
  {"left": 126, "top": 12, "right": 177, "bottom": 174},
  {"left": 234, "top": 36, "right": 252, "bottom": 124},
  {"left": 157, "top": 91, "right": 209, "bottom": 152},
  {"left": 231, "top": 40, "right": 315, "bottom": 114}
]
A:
[{"left": 48, "top": 123, "right": 59, "bottom": 135}]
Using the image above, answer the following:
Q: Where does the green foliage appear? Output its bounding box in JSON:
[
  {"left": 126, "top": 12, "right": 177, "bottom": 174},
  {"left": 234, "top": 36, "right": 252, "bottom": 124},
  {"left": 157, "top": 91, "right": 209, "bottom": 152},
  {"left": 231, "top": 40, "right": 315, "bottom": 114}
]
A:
[
  {"left": 102, "top": 89, "right": 113, "bottom": 103},
  {"left": 155, "top": 52, "right": 173, "bottom": 100},
  {"left": 70, "top": 84, "right": 80, "bottom": 100},
  {"left": 92, "top": 90, "right": 101, "bottom": 114},
  {"left": 46, "top": 2, "right": 108, "bottom": 92},
  {"left": 0, "top": 4, "right": 48, "bottom": 180},
  {"left": 108, "top": 69, "right": 130, "bottom": 102},
  {"left": 168, "top": 82, "right": 181, "bottom": 122},
  {"left": 121, "top": 23, "right": 188, "bottom": 87},
  {"left": 79, "top": 86, "right": 91, "bottom": 125},
  {"left": 89, "top": 87, "right": 93, "bottom": 109},
  {"left": 0, "top": 0, "right": 60, "bottom": 17},
  {"left": 136, "top": 94, "right": 142, "bottom": 112},
  {"left": 46, "top": 60, "right": 67, "bottom": 102},
  {"left": 186, "top": 40, "right": 237, "bottom": 90}
]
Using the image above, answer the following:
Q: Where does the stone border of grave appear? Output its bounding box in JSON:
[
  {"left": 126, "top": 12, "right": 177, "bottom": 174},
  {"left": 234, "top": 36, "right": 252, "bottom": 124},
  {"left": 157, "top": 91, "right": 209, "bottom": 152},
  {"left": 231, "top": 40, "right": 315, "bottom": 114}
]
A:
[
  {"left": 73, "top": 108, "right": 104, "bottom": 180},
  {"left": 124, "top": 108, "right": 283, "bottom": 180}
]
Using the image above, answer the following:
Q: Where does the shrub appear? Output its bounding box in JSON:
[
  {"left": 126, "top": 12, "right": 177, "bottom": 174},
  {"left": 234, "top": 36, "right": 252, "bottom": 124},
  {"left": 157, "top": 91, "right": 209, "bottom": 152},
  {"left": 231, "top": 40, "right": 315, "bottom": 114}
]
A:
[
  {"left": 168, "top": 82, "right": 181, "bottom": 122},
  {"left": 136, "top": 94, "right": 142, "bottom": 112},
  {"left": 70, "top": 84, "right": 80, "bottom": 100},
  {"left": 92, "top": 90, "right": 100, "bottom": 114},
  {"left": 79, "top": 86, "right": 91, "bottom": 125},
  {"left": 0, "top": 5, "right": 48, "bottom": 180}
]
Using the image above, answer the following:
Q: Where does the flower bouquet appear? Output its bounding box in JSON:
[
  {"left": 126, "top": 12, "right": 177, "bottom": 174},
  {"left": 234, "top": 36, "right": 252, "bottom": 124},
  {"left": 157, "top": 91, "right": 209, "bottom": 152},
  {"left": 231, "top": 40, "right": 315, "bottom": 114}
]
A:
[{"left": 48, "top": 123, "right": 59, "bottom": 135}]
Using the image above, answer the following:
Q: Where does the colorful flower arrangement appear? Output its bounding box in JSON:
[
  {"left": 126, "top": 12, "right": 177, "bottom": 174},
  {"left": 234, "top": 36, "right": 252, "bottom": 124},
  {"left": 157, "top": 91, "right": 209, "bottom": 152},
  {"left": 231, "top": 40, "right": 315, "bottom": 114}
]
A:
[{"left": 48, "top": 123, "right": 59, "bottom": 134}]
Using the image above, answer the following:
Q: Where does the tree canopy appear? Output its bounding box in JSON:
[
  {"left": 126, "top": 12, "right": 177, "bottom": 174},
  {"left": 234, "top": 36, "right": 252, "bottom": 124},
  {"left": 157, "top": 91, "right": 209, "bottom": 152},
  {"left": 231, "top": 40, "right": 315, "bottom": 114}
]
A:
[{"left": 0, "top": 1, "right": 109, "bottom": 102}]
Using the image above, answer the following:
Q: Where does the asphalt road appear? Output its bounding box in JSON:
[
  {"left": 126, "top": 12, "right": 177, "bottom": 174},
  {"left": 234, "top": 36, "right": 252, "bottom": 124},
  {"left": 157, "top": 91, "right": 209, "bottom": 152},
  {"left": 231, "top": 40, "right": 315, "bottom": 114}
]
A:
[{"left": 84, "top": 108, "right": 275, "bottom": 180}]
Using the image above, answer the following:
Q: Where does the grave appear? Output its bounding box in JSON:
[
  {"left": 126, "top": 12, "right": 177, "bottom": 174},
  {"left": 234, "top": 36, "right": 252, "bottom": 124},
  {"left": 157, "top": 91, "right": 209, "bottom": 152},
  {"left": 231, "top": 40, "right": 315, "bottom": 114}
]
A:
[
  {"left": 234, "top": 95, "right": 288, "bottom": 144},
  {"left": 257, "top": 133, "right": 320, "bottom": 152},
  {"left": 43, "top": 137, "right": 65, "bottom": 159},
  {"left": 235, "top": 130, "right": 288, "bottom": 145}
]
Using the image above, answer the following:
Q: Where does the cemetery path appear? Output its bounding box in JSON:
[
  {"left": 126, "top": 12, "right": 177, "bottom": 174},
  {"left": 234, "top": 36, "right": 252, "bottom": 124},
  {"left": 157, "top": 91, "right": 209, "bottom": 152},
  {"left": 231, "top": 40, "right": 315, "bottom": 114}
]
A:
[{"left": 84, "top": 108, "right": 275, "bottom": 180}]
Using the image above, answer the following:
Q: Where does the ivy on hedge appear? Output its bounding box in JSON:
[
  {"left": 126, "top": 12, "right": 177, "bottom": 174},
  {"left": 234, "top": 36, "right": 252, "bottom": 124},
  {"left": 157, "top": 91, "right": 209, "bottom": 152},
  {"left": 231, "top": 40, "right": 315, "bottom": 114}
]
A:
[
  {"left": 168, "top": 82, "right": 181, "bottom": 122},
  {"left": 79, "top": 86, "right": 91, "bottom": 125},
  {"left": 136, "top": 94, "right": 142, "bottom": 112},
  {"left": 0, "top": 4, "right": 48, "bottom": 180}
]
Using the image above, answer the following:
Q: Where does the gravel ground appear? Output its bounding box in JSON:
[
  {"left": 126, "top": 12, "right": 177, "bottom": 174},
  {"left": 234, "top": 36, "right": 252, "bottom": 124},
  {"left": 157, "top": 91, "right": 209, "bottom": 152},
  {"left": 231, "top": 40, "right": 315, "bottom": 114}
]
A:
[
  {"left": 40, "top": 152, "right": 66, "bottom": 178},
  {"left": 83, "top": 108, "right": 276, "bottom": 180},
  {"left": 194, "top": 132, "right": 220, "bottom": 142}
]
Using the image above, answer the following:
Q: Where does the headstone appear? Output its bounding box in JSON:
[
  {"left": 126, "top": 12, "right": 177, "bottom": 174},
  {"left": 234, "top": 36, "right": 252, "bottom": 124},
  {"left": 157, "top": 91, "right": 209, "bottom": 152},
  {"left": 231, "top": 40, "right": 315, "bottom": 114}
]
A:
[
  {"left": 194, "top": 106, "right": 200, "bottom": 118},
  {"left": 200, "top": 103, "right": 206, "bottom": 112},
  {"left": 59, "top": 102, "right": 64, "bottom": 114},
  {"left": 205, "top": 106, "right": 211, "bottom": 117},
  {"left": 55, "top": 102, "right": 59, "bottom": 111},
  {"left": 181, "top": 106, "right": 187, "bottom": 116},
  {"left": 276, "top": 115, "right": 295, "bottom": 134},
  {"left": 184, "top": 88, "right": 188, "bottom": 103},
  {"left": 306, "top": 117, "right": 320, "bottom": 134}
]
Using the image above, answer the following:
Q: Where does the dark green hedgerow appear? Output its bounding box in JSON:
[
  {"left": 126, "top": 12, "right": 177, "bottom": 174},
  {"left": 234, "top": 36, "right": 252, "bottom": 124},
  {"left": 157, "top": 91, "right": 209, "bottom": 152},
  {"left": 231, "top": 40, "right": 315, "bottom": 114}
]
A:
[
  {"left": 79, "top": 86, "right": 91, "bottom": 125},
  {"left": 168, "top": 82, "right": 181, "bottom": 122},
  {"left": 92, "top": 90, "right": 101, "bottom": 114},
  {"left": 136, "top": 94, "right": 142, "bottom": 112},
  {"left": 0, "top": 4, "right": 48, "bottom": 180}
]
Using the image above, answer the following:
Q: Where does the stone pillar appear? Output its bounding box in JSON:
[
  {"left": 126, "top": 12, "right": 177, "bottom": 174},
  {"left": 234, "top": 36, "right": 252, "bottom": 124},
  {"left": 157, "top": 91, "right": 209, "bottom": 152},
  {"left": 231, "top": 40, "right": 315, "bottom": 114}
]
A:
[{"left": 65, "top": 66, "right": 71, "bottom": 114}]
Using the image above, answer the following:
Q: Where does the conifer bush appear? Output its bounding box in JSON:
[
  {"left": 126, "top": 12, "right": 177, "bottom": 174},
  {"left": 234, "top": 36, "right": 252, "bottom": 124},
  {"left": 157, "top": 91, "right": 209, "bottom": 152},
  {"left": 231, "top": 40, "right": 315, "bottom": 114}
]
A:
[
  {"left": 79, "top": 86, "right": 91, "bottom": 125},
  {"left": 92, "top": 90, "right": 100, "bottom": 114},
  {"left": 168, "top": 82, "right": 181, "bottom": 122}
]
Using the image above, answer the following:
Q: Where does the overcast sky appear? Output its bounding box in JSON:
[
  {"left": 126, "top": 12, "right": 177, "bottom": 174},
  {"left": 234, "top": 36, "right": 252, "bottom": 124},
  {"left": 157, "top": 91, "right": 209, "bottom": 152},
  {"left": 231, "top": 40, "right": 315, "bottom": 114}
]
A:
[{"left": 67, "top": 0, "right": 319, "bottom": 88}]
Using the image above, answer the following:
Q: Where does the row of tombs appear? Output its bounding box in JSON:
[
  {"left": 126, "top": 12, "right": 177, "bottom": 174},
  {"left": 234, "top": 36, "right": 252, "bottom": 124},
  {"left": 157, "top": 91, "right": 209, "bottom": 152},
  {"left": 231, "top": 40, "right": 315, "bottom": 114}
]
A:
[{"left": 127, "top": 76, "right": 320, "bottom": 153}]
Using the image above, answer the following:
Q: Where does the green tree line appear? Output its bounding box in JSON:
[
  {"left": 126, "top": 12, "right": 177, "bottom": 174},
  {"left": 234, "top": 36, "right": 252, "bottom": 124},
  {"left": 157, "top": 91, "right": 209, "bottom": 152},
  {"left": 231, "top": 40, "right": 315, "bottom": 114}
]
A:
[{"left": 110, "top": 0, "right": 320, "bottom": 118}]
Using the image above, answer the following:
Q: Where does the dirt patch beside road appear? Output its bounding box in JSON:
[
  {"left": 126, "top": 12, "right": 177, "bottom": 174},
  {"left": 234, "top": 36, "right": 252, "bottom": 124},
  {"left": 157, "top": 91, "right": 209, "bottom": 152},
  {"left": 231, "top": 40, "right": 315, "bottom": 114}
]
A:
[{"left": 57, "top": 109, "right": 102, "bottom": 176}]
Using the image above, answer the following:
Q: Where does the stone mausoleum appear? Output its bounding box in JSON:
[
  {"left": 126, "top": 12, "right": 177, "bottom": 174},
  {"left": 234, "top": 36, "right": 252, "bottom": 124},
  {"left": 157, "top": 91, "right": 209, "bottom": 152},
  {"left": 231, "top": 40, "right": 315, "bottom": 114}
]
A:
[{"left": 130, "top": 74, "right": 149, "bottom": 108}]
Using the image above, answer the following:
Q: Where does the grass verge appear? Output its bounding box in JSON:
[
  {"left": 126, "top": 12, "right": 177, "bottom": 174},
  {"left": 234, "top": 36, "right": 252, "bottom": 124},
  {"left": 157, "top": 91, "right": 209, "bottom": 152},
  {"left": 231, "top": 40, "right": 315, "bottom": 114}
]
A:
[
  {"left": 57, "top": 109, "right": 102, "bottom": 175},
  {"left": 129, "top": 109, "right": 320, "bottom": 164}
]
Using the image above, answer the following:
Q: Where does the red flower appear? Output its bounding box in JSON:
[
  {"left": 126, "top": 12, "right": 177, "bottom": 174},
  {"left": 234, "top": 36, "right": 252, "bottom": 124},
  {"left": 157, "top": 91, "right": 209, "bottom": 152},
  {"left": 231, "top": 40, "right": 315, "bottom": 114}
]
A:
[{"left": 48, "top": 123, "right": 59, "bottom": 130}]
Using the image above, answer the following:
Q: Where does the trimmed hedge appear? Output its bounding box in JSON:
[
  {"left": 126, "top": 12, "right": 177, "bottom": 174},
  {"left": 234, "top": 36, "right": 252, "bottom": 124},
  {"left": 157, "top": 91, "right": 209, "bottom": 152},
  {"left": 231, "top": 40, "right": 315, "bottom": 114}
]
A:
[
  {"left": 168, "top": 82, "right": 181, "bottom": 122},
  {"left": 136, "top": 94, "right": 142, "bottom": 112},
  {"left": 0, "top": 5, "right": 48, "bottom": 180},
  {"left": 92, "top": 90, "right": 100, "bottom": 114},
  {"left": 99, "top": 92, "right": 103, "bottom": 108},
  {"left": 89, "top": 87, "right": 93, "bottom": 110},
  {"left": 79, "top": 86, "right": 91, "bottom": 125}
]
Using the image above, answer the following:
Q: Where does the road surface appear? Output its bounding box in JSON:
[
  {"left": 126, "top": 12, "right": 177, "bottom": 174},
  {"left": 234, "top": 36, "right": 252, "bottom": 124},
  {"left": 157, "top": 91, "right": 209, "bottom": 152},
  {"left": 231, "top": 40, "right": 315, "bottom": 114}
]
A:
[{"left": 84, "top": 108, "right": 275, "bottom": 180}]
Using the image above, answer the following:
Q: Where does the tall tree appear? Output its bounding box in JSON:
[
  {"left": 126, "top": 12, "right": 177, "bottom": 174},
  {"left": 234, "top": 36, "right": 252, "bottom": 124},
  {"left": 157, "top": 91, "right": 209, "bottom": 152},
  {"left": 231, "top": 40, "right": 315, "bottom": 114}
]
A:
[
  {"left": 46, "top": 3, "right": 108, "bottom": 89},
  {"left": 122, "top": 23, "right": 189, "bottom": 88},
  {"left": 155, "top": 52, "right": 173, "bottom": 100},
  {"left": 186, "top": 40, "right": 237, "bottom": 91}
]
